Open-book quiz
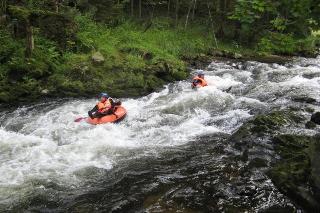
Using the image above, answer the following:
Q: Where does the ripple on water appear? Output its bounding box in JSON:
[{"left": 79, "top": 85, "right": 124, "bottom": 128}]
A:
[{"left": 1, "top": 57, "right": 320, "bottom": 211}]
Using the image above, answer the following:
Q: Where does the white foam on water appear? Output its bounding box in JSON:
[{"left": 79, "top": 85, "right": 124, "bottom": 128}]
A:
[{"left": 1, "top": 58, "right": 320, "bottom": 206}]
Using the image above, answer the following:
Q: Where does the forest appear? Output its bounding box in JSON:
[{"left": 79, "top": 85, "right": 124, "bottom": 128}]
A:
[{"left": 0, "top": 0, "right": 319, "bottom": 103}]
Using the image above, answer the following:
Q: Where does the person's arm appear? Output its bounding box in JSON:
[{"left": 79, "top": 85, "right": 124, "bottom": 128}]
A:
[
  {"left": 88, "top": 105, "right": 99, "bottom": 119},
  {"left": 109, "top": 98, "right": 115, "bottom": 107},
  {"left": 92, "top": 105, "right": 98, "bottom": 111},
  {"left": 192, "top": 79, "right": 200, "bottom": 87}
]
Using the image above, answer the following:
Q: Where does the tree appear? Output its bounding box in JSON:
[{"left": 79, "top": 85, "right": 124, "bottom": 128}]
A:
[
  {"left": 207, "top": 1, "right": 218, "bottom": 48},
  {"left": 184, "top": 0, "right": 193, "bottom": 29},
  {"left": 139, "top": 0, "right": 141, "bottom": 18},
  {"left": 175, "top": 0, "right": 179, "bottom": 27},
  {"left": 191, "top": 0, "right": 197, "bottom": 21},
  {"left": 1, "top": 0, "right": 7, "bottom": 15},
  {"left": 8, "top": 5, "right": 35, "bottom": 57},
  {"left": 131, "top": 0, "right": 134, "bottom": 16}
]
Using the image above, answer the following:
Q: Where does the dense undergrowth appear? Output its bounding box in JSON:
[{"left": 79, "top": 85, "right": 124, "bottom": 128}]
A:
[
  {"left": 0, "top": 16, "right": 216, "bottom": 103},
  {"left": 0, "top": 13, "right": 319, "bottom": 104}
]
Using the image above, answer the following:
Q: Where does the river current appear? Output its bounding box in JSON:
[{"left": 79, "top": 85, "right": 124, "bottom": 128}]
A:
[{"left": 0, "top": 57, "right": 319, "bottom": 212}]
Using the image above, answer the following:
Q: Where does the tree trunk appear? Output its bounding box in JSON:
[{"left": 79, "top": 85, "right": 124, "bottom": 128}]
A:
[
  {"left": 175, "top": 0, "right": 179, "bottom": 27},
  {"left": 207, "top": 3, "right": 218, "bottom": 48},
  {"left": 150, "top": 4, "right": 155, "bottom": 19},
  {"left": 217, "top": 0, "right": 225, "bottom": 37},
  {"left": 54, "top": 0, "right": 59, "bottom": 13},
  {"left": 1, "top": 0, "right": 7, "bottom": 15},
  {"left": 191, "top": 0, "right": 197, "bottom": 21},
  {"left": 139, "top": 0, "right": 141, "bottom": 18},
  {"left": 185, "top": 0, "right": 193, "bottom": 29},
  {"left": 167, "top": 0, "right": 170, "bottom": 17},
  {"left": 25, "top": 19, "right": 34, "bottom": 58},
  {"left": 131, "top": 0, "right": 134, "bottom": 16}
]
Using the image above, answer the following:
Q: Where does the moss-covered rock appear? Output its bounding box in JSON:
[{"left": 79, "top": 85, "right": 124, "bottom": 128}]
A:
[
  {"left": 306, "top": 121, "right": 317, "bottom": 129},
  {"left": 311, "top": 112, "right": 320, "bottom": 125},
  {"left": 229, "top": 109, "right": 320, "bottom": 211},
  {"left": 268, "top": 134, "right": 320, "bottom": 212},
  {"left": 230, "top": 110, "right": 303, "bottom": 141},
  {"left": 91, "top": 51, "right": 105, "bottom": 65}
]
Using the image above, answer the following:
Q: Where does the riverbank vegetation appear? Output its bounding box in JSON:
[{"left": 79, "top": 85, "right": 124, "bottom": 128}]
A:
[{"left": 0, "top": 0, "right": 319, "bottom": 103}]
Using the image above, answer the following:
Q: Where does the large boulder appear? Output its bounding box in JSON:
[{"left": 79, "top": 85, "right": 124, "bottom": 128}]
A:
[
  {"left": 306, "top": 121, "right": 317, "bottom": 129},
  {"left": 311, "top": 112, "right": 320, "bottom": 125},
  {"left": 269, "top": 134, "right": 320, "bottom": 212}
]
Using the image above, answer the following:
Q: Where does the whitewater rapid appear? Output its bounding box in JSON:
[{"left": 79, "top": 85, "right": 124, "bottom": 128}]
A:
[{"left": 0, "top": 56, "right": 320, "bottom": 211}]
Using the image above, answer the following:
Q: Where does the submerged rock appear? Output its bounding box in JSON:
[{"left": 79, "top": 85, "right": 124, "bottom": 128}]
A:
[
  {"left": 292, "top": 96, "right": 317, "bottom": 104},
  {"left": 306, "top": 121, "right": 317, "bottom": 129},
  {"left": 311, "top": 112, "right": 320, "bottom": 125},
  {"left": 230, "top": 110, "right": 303, "bottom": 142}
]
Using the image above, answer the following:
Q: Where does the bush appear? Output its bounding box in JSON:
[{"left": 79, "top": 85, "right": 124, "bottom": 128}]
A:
[
  {"left": 296, "top": 34, "right": 320, "bottom": 56},
  {"left": 257, "top": 31, "right": 320, "bottom": 56},
  {"left": 0, "top": 29, "right": 24, "bottom": 64},
  {"left": 257, "top": 32, "right": 297, "bottom": 55}
]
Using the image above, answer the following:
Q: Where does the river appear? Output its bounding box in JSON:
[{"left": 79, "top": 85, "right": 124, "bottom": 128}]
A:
[{"left": 0, "top": 57, "right": 319, "bottom": 212}]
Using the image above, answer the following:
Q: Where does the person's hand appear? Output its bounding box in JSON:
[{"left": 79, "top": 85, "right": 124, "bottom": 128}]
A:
[{"left": 88, "top": 111, "right": 94, "bottom": 119}]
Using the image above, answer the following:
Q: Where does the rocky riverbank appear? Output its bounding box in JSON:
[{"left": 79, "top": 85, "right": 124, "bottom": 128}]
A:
[
  {"left": 0, "top": 45, "right": 303, "bottom": 107},
  {"left": 228, "top": 108, "right": 320, "bottom": 212}
]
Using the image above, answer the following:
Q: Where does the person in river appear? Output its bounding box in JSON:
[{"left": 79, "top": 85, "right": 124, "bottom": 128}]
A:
[
  {"left": 192, "top": 71, "right": 208, "bottom": 88},
  {"left": 88, "top": 93, "right": 121, "bottom": 119}
]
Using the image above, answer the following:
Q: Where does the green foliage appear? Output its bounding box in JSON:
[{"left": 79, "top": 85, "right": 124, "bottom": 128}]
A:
[
  {"left": 257, "top": 31, "right": 320, "bottom": 55},
  {"left": 270, "top": 17, "right": 287, "bottom": 31},
  {"left": 1, "top": 0, "right": 320, "bottom": 103},
  {"left": 257, "top": 32, "right": 297, "bottom": 55},
  {"left": 8, "top": 5, "right": 31, "bottom": 20},
  {"left": 229, "top": 0, "right": 274, "bottom": 25},
  {"left": 0, "top": 29, "right": 23, "bottom": 65}
]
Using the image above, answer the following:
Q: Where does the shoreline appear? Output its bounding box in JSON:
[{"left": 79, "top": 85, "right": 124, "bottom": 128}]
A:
[{"left": 0, "top": 52, "right": 313, "bottom": 109}]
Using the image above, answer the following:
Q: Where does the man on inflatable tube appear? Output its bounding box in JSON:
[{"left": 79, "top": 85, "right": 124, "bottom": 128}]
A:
[
  {"left": 88, "top": 93, "right": 121, "bottom": 119},
  {"left": 192, "top": 71, "right": 208, "bottom": 88}
]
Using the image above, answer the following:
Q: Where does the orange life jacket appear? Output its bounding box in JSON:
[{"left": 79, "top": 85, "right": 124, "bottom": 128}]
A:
[
  {"left": 193, "top": 76, "right": 208, "bottom": 87},
  {"left": 97, "top": 99, "right": 112, "bottom": 113}
]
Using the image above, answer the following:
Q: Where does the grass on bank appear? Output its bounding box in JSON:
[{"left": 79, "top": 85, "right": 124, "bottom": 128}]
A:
[
  {"left": 0, "top": 14, "right": 319, "bottom": 103},
  {"left": 0, "top": 15, "right": 217, "bottom": 103}
]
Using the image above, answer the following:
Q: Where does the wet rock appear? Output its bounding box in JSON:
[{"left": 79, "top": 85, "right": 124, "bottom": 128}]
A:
[
  {"left": 41, "top": 89, "right": 49, "bottom": 95},
  {"left": 292, "top": 96, "right": 317, "bottom": 104},
  {"left": 269, "top": 134, "right": 320, "bottom": 212},
  {"left": 211, "top": 50, "right": 224, "bottom": 57},
  {"left": 305, "top": 121, "right": 316, "bottom": 129},
  {"left": 91, "top": 51, "right": 105, "bottom": 64},
  {"left": 305, "top": 107, "right": 315, "bottom": 113},
  {"left": 228, "top": 110, "right": 313, "bottom": 210},
  {"left": 311, "top": 112, "right": 320, "bottom": 125},
  {"left": 222, "top": 50, "right": 234, "bottom": 58},
  {"left": 302, "top": 72, "right": 320, "bottom": 79},
  {"left": 233, "top": 53, "right": 242, "bottom": 59},
  {"left": 184, "top": 54, "right": 212, "bottom": 69},
  {"left": 230, "top": 110, "right": 300, "bottom": 146},
  {"left": 261, "top": 205, "right": 296, "bottom": 213},
  {"left": 244, "top": 55, "right": 291, "bottom": 64},
  {"left": 248, "top": 158, "right": 268, "bottom": 168}
]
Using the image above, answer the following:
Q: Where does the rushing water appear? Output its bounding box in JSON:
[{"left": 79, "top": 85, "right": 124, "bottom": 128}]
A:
[{"left": 0, "top": 57, "right": 320, "bottom": 212}]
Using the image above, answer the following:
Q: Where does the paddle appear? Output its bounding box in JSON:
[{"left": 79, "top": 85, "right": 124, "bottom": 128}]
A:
[
  {"left": 74, "top": 117, "right": 87, "bottom": 122},
  {"left": 224, "top": 86, "right": 232, "bottom": 93}
]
